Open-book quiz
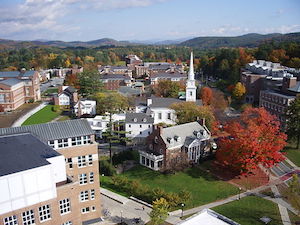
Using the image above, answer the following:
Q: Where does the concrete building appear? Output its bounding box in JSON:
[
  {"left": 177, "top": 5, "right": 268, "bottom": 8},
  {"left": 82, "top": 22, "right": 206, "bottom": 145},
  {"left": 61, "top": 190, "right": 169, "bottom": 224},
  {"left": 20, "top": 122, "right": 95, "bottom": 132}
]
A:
[
  {"left": 74, "top": 100, "right": 96, "bottom": 117},
  {"left": 125, "top": 113, "right": 154, "bottom": 144},
  {"left": 139, "top": 121, "right": 214, "bottom": 171},
  {"left": 0, "top": 70, "right": 41, "bottom": 111},
  {"left": 0, "top": 120, "right": 102, "bottom": 225}
]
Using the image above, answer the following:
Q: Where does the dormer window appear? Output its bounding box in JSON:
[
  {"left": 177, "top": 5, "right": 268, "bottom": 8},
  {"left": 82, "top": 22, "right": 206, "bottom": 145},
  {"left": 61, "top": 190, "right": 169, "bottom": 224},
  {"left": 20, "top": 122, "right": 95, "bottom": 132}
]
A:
[
  {"left": 133, "top": 118, "right": 137, "bottom": 122},
  {"left": 143, "top": 118, "right": 147, "bottom": 122}
]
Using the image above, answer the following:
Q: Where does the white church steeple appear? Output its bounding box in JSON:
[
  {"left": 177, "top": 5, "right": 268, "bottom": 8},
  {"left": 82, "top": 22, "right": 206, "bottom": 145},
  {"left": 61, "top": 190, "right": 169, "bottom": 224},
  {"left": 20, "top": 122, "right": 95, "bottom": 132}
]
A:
[{"left": 186, "top": 52, "right": 196, "bottom": 102}]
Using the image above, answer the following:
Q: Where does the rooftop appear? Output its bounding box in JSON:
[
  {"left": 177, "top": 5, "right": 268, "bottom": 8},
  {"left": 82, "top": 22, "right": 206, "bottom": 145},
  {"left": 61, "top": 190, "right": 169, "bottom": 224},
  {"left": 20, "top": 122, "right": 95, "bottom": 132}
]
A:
[
  {"left": 136, "top": 96, "right": 202, "bottom": 108},
  {"left": 100, "top": 74, "right": 131, "bottom": 80},
  {"left": 0, "top": 119, "right": 94, "bottom": 142},
  {"left": 125, "top": 113, "right": 154, "bottom": 124},
  {"left": 0, "top": 78, "right": 23, "bottom": 87},
  {"left": 0, "top": 70, "right": 36, "bottom": 78},
  {"left": 0, "top": 133, "right": 60, "bottom": 177},
  {"left": 151, "top": 72, "right": 187, "bottom": 79}
]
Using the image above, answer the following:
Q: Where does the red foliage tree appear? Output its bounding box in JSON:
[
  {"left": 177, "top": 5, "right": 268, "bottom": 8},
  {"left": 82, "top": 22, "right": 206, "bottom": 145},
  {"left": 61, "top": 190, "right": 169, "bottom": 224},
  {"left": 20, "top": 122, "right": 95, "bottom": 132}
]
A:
[
  {"left": 216, "top": 107, "right": 287, "bottom": 175},
  {"left": 200, "top": 87, "right": 213, "bottom": 105}
]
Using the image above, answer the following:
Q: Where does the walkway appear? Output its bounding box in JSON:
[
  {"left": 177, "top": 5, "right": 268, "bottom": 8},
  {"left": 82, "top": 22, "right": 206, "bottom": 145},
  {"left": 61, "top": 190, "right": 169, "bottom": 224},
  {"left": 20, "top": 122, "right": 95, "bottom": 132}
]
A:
[{"left": 11, "top": 102, "right": 48, "bottom": 127}]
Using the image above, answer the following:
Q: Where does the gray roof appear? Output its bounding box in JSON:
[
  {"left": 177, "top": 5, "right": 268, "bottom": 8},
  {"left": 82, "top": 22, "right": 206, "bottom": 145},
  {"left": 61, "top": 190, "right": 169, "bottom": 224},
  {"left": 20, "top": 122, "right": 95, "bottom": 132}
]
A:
[
  {"left": 0, "top": 78, "right": 23, "bottom": 87},
  {"left": 0, "top": 133, "right": 60, "bottom": 177},
  {"left": 151, "top": 72, "right": 187, "bottom": 79},
  {"left": 0, "top": 119, "right": 94, "bottom": 142},
  {"left": 288, "top": 82, "right": 300, "bottom": 93},
  {"left": 161, "top": 122, "right": 209, "bottom": 148},
  {"left": 100, "top": 74, "right": 131, "bottom": 80},
  {"left": 125, "top": 113, "right": 154, "bottom": 124},
  {"left": 0, "top": 70, "right": 36, "bottom": 78},
  {"left": 118, "top": 86, "right": 142, "bottom": 96}
]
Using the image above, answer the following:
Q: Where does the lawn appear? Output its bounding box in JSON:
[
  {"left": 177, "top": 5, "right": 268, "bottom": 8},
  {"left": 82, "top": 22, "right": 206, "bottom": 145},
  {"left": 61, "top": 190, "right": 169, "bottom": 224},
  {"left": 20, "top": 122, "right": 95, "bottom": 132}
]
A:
[
  {"left": 213, "top": 196, "right": 282, "bottom": 225},
  {"left": 283, "top": 142, "right": 300, "bottom": 166},
  {"left": 22, "top": 105, "right": 61, "bottom": 125},
  {"left": 101, "top": 165, "right": 237, "bottom": 209},
  {"left": 42, "top": 87, "right": 58, "bottom": 95}
]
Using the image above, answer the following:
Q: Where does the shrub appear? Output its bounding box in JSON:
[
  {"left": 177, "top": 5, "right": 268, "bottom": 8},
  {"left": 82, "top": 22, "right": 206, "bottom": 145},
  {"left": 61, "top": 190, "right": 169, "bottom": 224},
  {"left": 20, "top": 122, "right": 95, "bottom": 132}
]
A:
[
  {"left": 99, "top": 160, "right": 116, "bottom": 176},
  {"left": 28, "top": 98, "right": 34, "bottom": 103},
  {"left": 52, "top": 105, "right": 61, "bottom": 113},
  {"left": 112, "top": 150, "right": 139, "bottom": 165}
]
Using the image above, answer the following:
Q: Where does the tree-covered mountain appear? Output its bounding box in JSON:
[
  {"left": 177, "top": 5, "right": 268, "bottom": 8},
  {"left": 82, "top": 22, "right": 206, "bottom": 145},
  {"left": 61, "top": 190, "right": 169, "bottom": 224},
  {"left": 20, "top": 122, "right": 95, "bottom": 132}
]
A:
[{"left": 179, "top": 32, "right": 300, "bottom": 49}]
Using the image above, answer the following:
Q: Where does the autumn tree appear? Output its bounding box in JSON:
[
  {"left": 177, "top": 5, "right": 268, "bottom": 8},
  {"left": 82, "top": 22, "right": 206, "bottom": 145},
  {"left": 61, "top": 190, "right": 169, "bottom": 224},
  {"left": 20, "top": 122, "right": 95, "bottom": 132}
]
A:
[
  {"left": 232, "top": 82, "right": 246, "bottom": 99},
  {"left": 153, "top": 80, "right": 182, "bottom": 98},
  {"left": 216, "top": 107, "right": 287, "bottom": 174},
  {"left": 211, "top": 89, "right": 228, "bottom": 111},
  {"left": 171, "top": 102, "right": 215, "bottom": 130},
  {"left": 286, "top": 94, "right": 300, "bottom": 149},
  {"left": 200, "top": 86, "right": 213, "bottom": 105},
  {"left": 149, "top": 198, "right": 169, "bottom": 225},
  {"left": 64, "top": 73, "right": 80, "bottom": 89}
]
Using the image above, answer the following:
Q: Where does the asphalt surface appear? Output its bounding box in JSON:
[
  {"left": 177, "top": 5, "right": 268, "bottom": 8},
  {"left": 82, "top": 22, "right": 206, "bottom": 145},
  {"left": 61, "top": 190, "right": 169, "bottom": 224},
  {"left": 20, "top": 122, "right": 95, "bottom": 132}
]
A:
[{"left": 40, "top": 77, "right": 64, "bottom": 92}]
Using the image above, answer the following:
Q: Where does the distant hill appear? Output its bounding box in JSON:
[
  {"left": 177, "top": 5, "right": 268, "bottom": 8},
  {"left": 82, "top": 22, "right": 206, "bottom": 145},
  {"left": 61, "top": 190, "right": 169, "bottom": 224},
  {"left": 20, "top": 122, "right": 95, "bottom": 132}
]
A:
[
  {"left": 0, "top": 38, "right": 134, "bottom": 49},
  {"left": 179, "top": 32, "right": 300, "bottom": 49}
]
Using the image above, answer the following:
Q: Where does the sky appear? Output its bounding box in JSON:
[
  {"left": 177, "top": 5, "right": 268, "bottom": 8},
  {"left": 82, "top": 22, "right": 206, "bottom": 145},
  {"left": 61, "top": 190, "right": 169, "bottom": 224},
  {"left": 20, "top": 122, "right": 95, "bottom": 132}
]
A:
[{"left": 0, "top": 0, "right": 300, "bottom": 42}]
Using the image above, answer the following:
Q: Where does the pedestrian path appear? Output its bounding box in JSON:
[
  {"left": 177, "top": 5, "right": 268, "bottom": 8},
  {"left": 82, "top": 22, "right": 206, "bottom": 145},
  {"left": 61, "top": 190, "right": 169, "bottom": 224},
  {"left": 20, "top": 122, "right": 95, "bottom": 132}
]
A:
[
  {"left": 271, "top": 185, "right": 291, "bottom": 225},
  {"left": 12, "top": 102, "right": 47, "bottom": 127}
]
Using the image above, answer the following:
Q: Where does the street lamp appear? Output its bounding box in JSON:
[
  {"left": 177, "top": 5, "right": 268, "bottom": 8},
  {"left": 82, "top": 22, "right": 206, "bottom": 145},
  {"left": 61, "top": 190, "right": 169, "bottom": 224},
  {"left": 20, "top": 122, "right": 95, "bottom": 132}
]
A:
[
  {"left": 238, "top": 187, "right": 242, "bottom": 200},
  {"left": 120, "top": 210, "right": 123, "bottom": 224},
  {"left": 180, "top": 203, "right": 185, "bottom": 218}
]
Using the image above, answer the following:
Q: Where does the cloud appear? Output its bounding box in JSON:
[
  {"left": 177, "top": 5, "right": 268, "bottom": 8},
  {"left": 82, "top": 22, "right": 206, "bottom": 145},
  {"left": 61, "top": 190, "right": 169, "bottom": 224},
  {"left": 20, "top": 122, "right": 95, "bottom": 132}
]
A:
[{"left": 0, "top": 0, "right": 169, "bottom": 39}]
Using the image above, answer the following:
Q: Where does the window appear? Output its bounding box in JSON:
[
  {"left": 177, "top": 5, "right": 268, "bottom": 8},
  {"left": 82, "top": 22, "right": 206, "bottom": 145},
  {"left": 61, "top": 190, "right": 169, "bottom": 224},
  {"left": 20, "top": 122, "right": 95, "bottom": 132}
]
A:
[
  {"left": 90, "top": 189, "right": 95, "bottom": 200},
  {"left": 88, "top": 154, "right": 93, "bottom": 165},
  {"left": 81, "top": 207, "right": 90, "bottom": 214},
  {"left": 61, "top": 221, "right": 72, "bottom": 225},
  {"left": 22, "top": 209, "right": 35, "bottom": 225},
  {"left": 158, "top": 113, "right": 162, "bottom": 120},
  {"left": 140, "top": 131, "right": 142, "bottom": 135},
  {"left": 3, "top": 215, "right": 17, "bottom": 225},
  {"left": 72, "top": 136, "right": 82, "bottom": 146},
  {"left": 79, "top": 173, "right": 87, "bottom": 185},
  {"left": 92, "top": 206, "right": 96, "bottom": 211},
  {"left": 140, "top": 125, "right": 142, "bottom": 128},
  {"left": 57, "top": 138, "right": 68, "bottom": 148},
  {"left": 167, "top": 113, "right": 171, "bottom": 120},
  {"left": 83, "top": 135, "right": 91, "bottom": 144},
  {"left": 128, "top": 124, "right": 131, "bottom": 128},
  {"left": 66, "top": 158, "right": 73, "bottom": 169},
  {"left": 190, "top": 91, "right": 192, "bottom": 96},
  {"left": 89, "top": 172, "right": 94, "bottom": 183},
  {"left": 79, "top": 191, "right": 89, "bottom": 202},
  {"left": 48, "top": 140, "right": 55, "bottom": 148},
  {"left": 39, "top": 204, "right": 51, "bottom": 222},
  {"left": 78, "top": 156, "right": 86, "bottom": 168},
  {"left": 148, "top": 125, "right": 151, "bottom": 128},
  {"left": 0, "top": 94, "right": 5, "bottom": 103},
  {"left": 59, "top": 198, "right": 71, "bottom": 215}
]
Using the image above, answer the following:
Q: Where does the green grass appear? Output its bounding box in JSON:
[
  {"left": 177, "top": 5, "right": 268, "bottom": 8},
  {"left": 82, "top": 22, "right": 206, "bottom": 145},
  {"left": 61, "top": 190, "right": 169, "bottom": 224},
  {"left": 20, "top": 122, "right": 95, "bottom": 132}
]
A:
[
  {"left": 42, "top": 88, "right": 58, "bottom": 95},
  {"left": 101, "top": 165, "right": 237, "bottom": 209},
  {"left": 22, "top": 105, "right": 61, "bottom": 126},
  {"left": 283, "top": 142, "right": 300, "bottom": 166},
  {"left": 213, "top": 196, "right": 282, "bottom": 225},
  {"left": 288, "top": 210, "right": 300, "bottom": 224},
  {"left": 57, "top": 115, "right": 71, "bottom": 121}
]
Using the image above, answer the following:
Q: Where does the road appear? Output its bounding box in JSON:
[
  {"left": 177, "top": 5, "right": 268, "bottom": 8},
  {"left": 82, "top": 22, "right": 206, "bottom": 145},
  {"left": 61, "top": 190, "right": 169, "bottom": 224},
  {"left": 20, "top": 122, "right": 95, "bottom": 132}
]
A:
[{"left": 40, "top": 77, "right": 64, "bottom": 93}]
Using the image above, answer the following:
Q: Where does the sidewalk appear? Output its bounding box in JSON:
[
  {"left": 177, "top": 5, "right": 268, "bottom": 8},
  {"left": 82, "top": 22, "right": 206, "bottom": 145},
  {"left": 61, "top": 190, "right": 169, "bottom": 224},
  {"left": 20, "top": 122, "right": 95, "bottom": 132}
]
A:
[{"left": 12, "top": 102, "right": 48, "bottom": 127}]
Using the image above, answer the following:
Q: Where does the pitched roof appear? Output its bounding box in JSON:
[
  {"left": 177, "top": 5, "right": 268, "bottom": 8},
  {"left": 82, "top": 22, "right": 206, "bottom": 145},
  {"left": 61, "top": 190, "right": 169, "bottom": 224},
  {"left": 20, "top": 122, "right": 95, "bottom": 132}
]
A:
[
  {"left": 0, "top": 133, "right": 60, "bottom": 177},
  {"left": 151, "top": 96, "right": 202, "bottom": 108},
  {"left": 0, "top": 70, "right": 36, "bottom": 78},
  {"left": 161, "top": 122, "right": 209, "bottom": 148},
  {"left": 125, "top": 113, "right": 154, "bottom": 124},
  {"left": 288, "top": 81, "right": 300, "bottom": 93},
  {"left": 0, "top": 78, "right": 23, "bottom": 87},
  {"left": 0, "top": 119, "right": 94, "bottom": 142}
]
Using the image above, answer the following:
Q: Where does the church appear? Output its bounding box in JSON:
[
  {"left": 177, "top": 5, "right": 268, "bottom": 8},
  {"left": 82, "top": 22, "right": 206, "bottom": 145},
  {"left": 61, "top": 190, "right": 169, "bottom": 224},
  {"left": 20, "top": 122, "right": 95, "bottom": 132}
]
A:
[{"left": 134, "top": 52, "right": 201, "bottom": 125}]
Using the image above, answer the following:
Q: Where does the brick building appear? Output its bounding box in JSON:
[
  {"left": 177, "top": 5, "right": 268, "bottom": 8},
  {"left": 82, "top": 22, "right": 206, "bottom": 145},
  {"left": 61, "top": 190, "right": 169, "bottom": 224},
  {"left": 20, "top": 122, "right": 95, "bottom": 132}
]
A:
[
  {"left": 0, "top": 120, "right": 101, "bottom": 225},
  {"left": 100, "top": 74, "right": 131, "bottom": 90},
  {"left": 0, "top": 70, "right": 41, "bottom": 111}
]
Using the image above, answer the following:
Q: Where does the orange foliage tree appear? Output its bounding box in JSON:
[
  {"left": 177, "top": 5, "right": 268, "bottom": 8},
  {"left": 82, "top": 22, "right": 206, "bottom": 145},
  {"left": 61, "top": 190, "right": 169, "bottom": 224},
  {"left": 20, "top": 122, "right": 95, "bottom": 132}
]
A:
[
  {"left": 216, "top": 107, "right": 287, "bottom": 175},
  {"left": 200, "top": 86, "right": 213, "bottom": 105}
]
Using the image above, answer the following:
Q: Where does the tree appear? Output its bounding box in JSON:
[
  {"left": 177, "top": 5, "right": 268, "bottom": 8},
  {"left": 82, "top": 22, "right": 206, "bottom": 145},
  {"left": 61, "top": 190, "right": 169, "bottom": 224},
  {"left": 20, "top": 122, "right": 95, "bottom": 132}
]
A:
[
  {"left": 232, "top": 82, "right": 246, "bottom": 99},
  {"left": 94, "top": 92, "right": 130, "bottom": 163},
  {"left": 154, "top": 80, "right": 182, "bottom": 98},
  {"left": 170, "top": 102, "right": 215, "bottom": 130},
  {"left": 78, "top": 70, "right": 103, "bottom": 97},
  {"left": 284, "top": 174, "right": 300, "bottom": 213},
  {"left": 216, "top": 107, "right": 287, "bottom": 175},
  {"left": 286, "top": 95, "right": 300, "bottom": 149},
  {"left": 149, "top": 198, "right": 169, "bottom": 225},
  {"left": 64, "top": 73, "right": 80, "bottom": 89},
  {"left": 200, "top": 86, "right": 213, "bottom": 105},
  {"left": 211, "top": 89, "right": 228, "bottom": 111}
]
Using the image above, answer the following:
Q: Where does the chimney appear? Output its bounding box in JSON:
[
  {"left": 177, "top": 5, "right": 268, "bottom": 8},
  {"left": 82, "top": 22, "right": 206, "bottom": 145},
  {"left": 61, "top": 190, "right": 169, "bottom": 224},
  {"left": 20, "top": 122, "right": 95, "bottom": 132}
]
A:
[
  {"left": 282, "top": 76, "right": 297, "bottom": 92},
  {"left": 147, "top": 98, "right": 152, "bottom": 106},
  {"left": 199, "top": 118, "right": 205, "bottom": 126}
]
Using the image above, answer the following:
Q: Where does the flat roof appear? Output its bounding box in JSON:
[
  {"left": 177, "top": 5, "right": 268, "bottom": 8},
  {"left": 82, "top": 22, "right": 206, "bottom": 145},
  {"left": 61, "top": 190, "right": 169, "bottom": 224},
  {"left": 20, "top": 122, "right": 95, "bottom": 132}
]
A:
[{"left": 0, "top": 133, "right": 60, "bottom": 177}]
